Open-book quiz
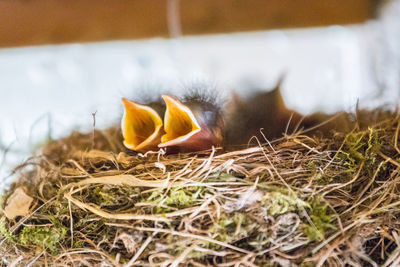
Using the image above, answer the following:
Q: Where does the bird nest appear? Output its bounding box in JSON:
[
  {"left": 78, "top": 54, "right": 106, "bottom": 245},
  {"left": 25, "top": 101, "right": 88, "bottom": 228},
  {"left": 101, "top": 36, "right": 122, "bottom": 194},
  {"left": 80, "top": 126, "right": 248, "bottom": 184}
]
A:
[{"left": 1, "top": 115, "right": 400, "bottom": 266}]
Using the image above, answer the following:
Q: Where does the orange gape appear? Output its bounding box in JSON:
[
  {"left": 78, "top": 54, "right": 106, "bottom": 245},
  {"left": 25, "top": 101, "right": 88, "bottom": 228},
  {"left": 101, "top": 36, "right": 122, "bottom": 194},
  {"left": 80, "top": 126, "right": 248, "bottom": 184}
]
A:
[
  {"left": 121, "top": 95, "right": 223, "bottom": 153},
  {"left": 121, "top": 98, "right": 163, "bottom": 153}
]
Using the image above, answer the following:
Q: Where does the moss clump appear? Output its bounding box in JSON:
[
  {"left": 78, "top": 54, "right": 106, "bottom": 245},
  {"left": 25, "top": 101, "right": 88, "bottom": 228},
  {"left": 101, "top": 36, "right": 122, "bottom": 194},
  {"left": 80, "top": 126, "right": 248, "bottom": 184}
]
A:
[
  {"left": 90, "top": 185, "right": 141, "bottom": 207},
  {"left": 210, "top": 212, "right": 255, "bottom": 246},
  {"left": 18, "top": 217, "right": 67, "bottom": 253},
  {"left": 262, "top": 191, "right": 310, "bottom": 215},
  {"left": 0, "top": 217, "right": 17, "bottom": 242},
  {"left": 19, "top": 224, "right": 67, "bottom": 253},
  {"left": 307, "top": 160, "right": 330, "bottom": 184},
  {"left": 337, "top": 128, "right": 381, "bottom": 173},
  {"left": 302, "top": 200, "right": 336, "bottom": 242},
  {"left": 147, "top": 186, "right": 205, "bottom": 213},
  {"left": 299, "top": 262, "right": 316, "bottom": 267},
  {"left": 165, "top": 187, "right": 202, "bottom": 207},
  {"left": 42, "top": 198, "right": 70, "bottom": 219}
]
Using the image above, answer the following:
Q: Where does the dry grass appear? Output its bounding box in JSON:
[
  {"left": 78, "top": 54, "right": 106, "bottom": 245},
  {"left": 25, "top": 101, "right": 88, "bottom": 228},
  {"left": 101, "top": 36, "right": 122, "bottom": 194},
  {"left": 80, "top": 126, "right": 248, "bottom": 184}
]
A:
[{"left": 1, "top": 114, "right": 400, "bottom": 266}]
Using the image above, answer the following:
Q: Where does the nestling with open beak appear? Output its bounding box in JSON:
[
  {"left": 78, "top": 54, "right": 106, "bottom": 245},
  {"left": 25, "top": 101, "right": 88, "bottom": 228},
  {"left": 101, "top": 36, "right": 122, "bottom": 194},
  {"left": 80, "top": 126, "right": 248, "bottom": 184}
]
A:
[
  {"left": 121, "top": 97, "right": 164, "bottom": 153},
  {"left": 159, "top": 94, "right": 224, "bottom": 152},
  {"left": 121, "top": 91, "right": 224, "bottom": 153}
]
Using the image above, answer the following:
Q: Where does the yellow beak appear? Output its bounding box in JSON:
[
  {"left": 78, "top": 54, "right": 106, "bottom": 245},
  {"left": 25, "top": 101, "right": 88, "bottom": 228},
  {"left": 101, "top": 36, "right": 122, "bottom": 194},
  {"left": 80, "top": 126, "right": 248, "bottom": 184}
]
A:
[
  {"left": 158, "top": 95, "right": 201, "bottom": 148},
  {"left": 121, "top": 98, "right": 163, "bottom": 153}
]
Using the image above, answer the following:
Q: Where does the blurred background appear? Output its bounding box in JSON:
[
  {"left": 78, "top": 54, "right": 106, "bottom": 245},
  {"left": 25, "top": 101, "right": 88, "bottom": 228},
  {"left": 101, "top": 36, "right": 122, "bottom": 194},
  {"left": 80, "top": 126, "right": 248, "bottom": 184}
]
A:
[{"left": 0, "top": 0, "right": 400, "bottom": 188}]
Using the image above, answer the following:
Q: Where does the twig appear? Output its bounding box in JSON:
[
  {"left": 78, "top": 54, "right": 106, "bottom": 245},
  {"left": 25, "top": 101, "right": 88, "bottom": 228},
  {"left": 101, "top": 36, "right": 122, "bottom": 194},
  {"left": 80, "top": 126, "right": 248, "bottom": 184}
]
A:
[{"left": 91, "top": 111, "right": 97, "bottom": 150}]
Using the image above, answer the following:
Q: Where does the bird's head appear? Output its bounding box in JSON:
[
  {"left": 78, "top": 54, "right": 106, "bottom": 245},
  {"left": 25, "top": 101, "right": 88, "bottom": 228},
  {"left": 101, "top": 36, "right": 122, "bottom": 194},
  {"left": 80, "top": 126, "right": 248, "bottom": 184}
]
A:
[{"left": 159, "top": 94, "right": 224, "bottom": 152}]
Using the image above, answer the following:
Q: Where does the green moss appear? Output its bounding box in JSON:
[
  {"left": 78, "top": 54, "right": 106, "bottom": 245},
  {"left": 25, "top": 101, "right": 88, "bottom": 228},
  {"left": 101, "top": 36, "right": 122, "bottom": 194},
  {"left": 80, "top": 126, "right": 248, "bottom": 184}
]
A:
[
  {"left": 147, "top": 186, "right": 205, "bottom": 213},
  {"left": 76, "top": 217, "right": 105, "bottom": 232},
  {"left": 41, "top": 183, "right": 60, "bottom": 199},
  {"left": 366, "top": 128, "right": 380, "bottom": 155},
  {"left": 307, "top": 160, "right": 331, "bottom": 184},
  {"left": 90, "top": 186, "right": 141, "bottom": 207},
  {"left": 210, "top": 212, "right": 254, "bottom": 246},
  {"left": 0, "top": 217, "right": 17, "bottom": 242},
  {"left": 43, "top": 199, "right": 69, "bottom": 218},
  {"left": 302, "top": 200, "right": 336, "bottom": 242},
  {"left": 0, "top": 189, "right": 68, "bottom": 252},
  {"left": 249, "top": 233, "right": 270, "bottom": 250},
  {"left": 337, "top": 128, "right": 381, "bottom": 173},
  {"left": 19, "top": 221, "right": 67, "bottom": 253},
  {"left": 165, "top": 188, "right": 194, "bottom": 207},
  {"left": 209, "top": 172, "right": 240, "bottom": 181},
  {"left": 72, "top": 238, "right": 85, "bottom": 248},
  {"left": 74, "top": 216, "right": 110, "bottom": 247},
  {"left": 96, "top": 188, "right": 116, "bottom": 205},
  {"left": 299, "top": 262, "right": 315, "bottom": 267},
  {"left": 307, "top": 161, "right": 317, "bottom": 172},
  {"left": 262, "top": 191, "right": 310, "bottom": 216}
]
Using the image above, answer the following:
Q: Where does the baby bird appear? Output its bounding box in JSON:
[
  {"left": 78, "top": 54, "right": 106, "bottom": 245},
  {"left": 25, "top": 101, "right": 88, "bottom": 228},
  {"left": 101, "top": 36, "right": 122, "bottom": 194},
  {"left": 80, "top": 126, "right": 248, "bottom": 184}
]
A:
[
  {"left": 121, "top": 89, "right": 223, "bottom": 153},
  {"left": 121, "top": 98, "right": 164, "bottom": 153},
  {"left": 224, "top": 80, "right": 297, "bottom": 146},
  {"left": 224, "top": 81, "right": 354, "bottom": 147},
  {"left": 159, "top": 94, "right": 223, "bottom": 152}
]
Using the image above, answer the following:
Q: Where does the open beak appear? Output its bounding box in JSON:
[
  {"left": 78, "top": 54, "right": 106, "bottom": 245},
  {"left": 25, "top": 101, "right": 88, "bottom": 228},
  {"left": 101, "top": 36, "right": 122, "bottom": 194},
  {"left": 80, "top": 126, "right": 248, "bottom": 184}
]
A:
[
  {"left": 121, "top": 98, "right": 163, "bottom": 153},
  {"left": 159, "top": 95, "right": 221, "bottom": 151}
]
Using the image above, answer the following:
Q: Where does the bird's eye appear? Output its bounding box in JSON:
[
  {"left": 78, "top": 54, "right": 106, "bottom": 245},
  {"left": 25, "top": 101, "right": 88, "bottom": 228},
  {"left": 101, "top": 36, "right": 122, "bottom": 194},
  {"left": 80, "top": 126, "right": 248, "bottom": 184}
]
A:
[{"left": 203, "top": 111, "right": 216, "bottom": 124}]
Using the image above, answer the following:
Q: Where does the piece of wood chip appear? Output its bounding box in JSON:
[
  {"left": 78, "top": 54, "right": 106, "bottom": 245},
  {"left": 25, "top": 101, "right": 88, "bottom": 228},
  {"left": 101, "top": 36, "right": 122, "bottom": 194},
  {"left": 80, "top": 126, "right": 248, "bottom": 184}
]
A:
[{"left": 3, "top": 187, "right": 34, "bottom": 220}]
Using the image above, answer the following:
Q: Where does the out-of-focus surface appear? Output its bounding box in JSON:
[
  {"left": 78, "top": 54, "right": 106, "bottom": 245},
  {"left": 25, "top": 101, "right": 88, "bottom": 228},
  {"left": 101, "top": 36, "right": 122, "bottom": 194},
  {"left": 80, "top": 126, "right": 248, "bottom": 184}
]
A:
[
  {"left": 0, "top": 0, "right": 377, "bottom": 47},
  {"left": 0, "top": 1, "right": 399, "bottom": 189}
]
